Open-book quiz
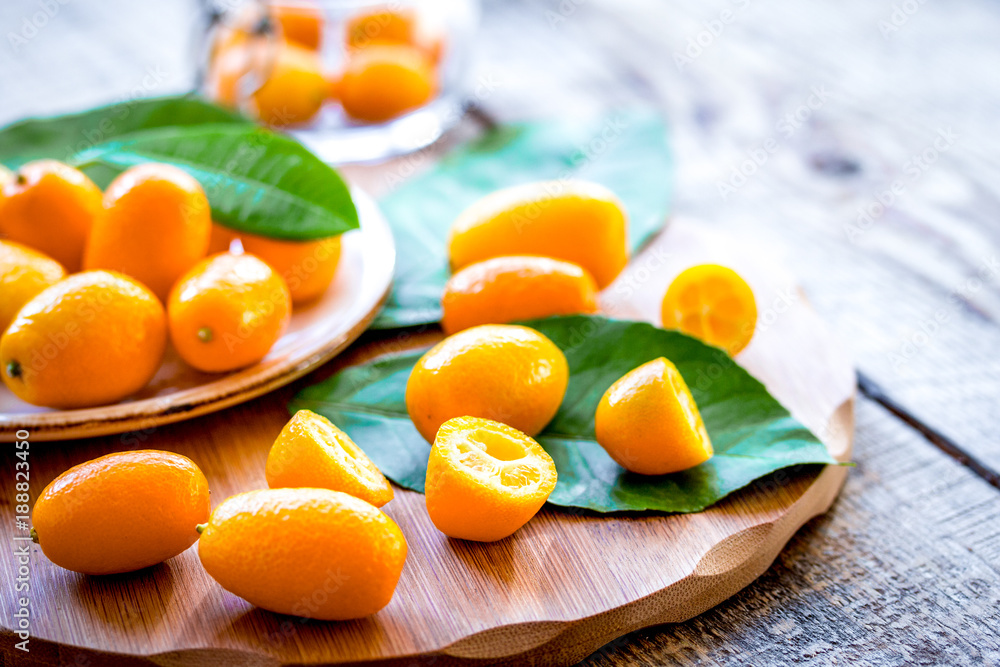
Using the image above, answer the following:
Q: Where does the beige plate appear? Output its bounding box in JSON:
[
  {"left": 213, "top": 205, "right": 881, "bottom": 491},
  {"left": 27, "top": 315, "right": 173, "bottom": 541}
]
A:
[{"left": 0, "top": 188, "right": 395, "bottom": 442}]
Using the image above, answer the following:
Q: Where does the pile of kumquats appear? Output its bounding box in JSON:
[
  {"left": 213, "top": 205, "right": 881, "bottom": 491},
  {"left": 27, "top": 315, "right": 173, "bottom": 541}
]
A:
[
  {"left": 0, "top": 158, "right": 342, "bottom": 409},
  {"left": 23, "top": 177, "right": 760, "bottom": 621},
  {"left": 207, "top": 0, "right": 444, "bottom": 126}
]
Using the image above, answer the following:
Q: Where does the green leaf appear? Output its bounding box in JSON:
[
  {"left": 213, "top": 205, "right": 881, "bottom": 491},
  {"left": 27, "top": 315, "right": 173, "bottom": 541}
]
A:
[
  {"left": 290, "top": 316, "right": 838, "bottom": 513},
  {"left": 0, "top": 96, "right": 251, "bottom": 169},
  {"left": 373, "top": 111, "right": 674, "bottom": 329},
  {"left": 71, "top": 125, "right": 359, "bottom": 240}
]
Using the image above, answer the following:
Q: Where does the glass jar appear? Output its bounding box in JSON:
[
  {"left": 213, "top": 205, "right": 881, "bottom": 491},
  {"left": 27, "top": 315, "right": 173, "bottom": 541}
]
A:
[{"left": 200, "top": 0, "right": 480, "bottom": 163}]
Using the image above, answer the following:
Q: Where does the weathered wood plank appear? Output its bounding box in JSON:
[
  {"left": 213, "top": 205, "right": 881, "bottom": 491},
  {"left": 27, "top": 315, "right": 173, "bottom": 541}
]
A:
[
  {"left": 583, "top": 398, "right": 1000, "bottom": 666},
  {"left": 470, "top": 0, "right": 1000, "bottom": 477}
]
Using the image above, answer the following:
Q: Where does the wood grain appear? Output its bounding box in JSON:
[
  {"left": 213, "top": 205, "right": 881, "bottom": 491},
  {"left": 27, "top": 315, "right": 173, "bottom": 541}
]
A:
[
  {"left": 467, "top": 0, "right": 1000, "bottom": 477},
  {"left": 0, "top": 221, "right": 853, "bottom": 666},
  {"left": 2, "top": 0, "right": 999, "bottom": 663},
  {"left": 581, "top": 398, "right": 1000, "bottom": 666}
]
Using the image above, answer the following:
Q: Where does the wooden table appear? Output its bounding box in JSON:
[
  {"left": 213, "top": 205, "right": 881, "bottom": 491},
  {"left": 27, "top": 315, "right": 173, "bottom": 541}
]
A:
[{"left": 3, "top": 0, "right": 1000, "bottom": 664}]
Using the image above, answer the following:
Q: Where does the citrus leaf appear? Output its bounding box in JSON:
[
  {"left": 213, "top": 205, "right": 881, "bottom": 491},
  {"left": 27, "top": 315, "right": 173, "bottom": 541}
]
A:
[
  {"left": 0, "top": 96, "right": 251, "bottom": 169},
  {"left": 372, "top": 111, "right": 674, "bottom": 329},
  {"left": 290, "top": 316, "right": 838, "bottom": 513},
  {"left": 71, "top": 125, "right": 359, "bottom": 241}
]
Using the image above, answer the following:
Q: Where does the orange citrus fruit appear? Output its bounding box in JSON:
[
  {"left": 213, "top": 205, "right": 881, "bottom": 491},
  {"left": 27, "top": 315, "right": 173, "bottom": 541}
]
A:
[
  {"left": 447, "top": 180, "right": 628, "bottom": 289},
  {"left": 253, "top": 42, "right": 328, "bottom": 126},
  {"left": 209, "top": 224, "right": 342, "bottom": 304},
  {"left": 441, "top": 255, "right": 599, "bottom": 334},
  {"left": 208, "top": 32, "right": 273, "bottom": 109},
  {"left": 345, "top": 8, "right": 442, "bottom": 61},
  {"left": 594, "top": 357, "right": 713, "bottom": 475},
  {"left": 405, "top": 324, "right": 568, "bottom": 443},
  {"left": 32, "top": 450, "right": 210, "bottom": 575},
  {"left": 84, "top": 163, "right": 212, "bottom": 301},
  {"left": 0, "top": 240, "right": 65, "bottom": 335},
  {"left": 168, "top": 252, "right": 291, "bottom": 373},
  {"left": 425, "top": 417, "right": 557, "bottom": 542},
  {"left": 198, "top": 488, "right": 407, "bottom": 620},
  {"left": 266, "top": 409, "right": 394, "bottom": 507},
  {"left": 1, "top": 271, "right": 166, "bottom": 408},
  {"left": 0, "top": 160, "right": 102, "bottom": 271},
  {"left": 337, "top": 44, "right": 436, "bottom": 123},
  {"left": 661, "top": 264, "right": 757, "bottom": 356},
  {"left": 270, "top": 0, "right": 324, "bottom": 50}
]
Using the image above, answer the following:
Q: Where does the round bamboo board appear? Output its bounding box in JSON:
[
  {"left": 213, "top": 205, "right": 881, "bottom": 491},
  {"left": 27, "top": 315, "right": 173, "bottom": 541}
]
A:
[{"left": 0, "top": 219, "right": 855, "bottom": 667}]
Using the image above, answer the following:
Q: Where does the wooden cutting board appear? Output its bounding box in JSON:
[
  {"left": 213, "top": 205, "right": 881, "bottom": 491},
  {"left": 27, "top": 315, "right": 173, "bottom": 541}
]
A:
[{"left": 0, "top": 219, "right": 855, "bottom": 667}]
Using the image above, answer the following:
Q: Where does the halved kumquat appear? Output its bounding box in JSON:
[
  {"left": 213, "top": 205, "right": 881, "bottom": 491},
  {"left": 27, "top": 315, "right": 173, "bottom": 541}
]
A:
[
  {"left": 266, "top": 409, "right": 394, "bottom": 507},
  {"left": 425, "top": 417, "right": 557, "bottom": 542},
  {"left": 661, "top": 264, "right": 757, "bottom": 356}
]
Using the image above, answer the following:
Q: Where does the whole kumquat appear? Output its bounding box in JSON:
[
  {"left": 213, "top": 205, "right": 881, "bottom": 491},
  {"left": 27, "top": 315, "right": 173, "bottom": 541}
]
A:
[
  {"left": 405, "top": 324, "right": 568, "bottom": 443},
  {"left": 441, "top": 255, "right": 598, "bottom": 334},
  {"left": 0, "top": 160, "right": 102, "bottom": 271},
  {"left": 270, "top": 0, "right": 324, "bottom": 50},
  {"left": 167, "top": 252, "right": 291, "bottom": 373},
  {"left": 345, "top": 7, "right": 442, "bottom": 61},
  {"left": 84, "top": 163, "right": 212, "bottom": 301},
  {"left": 209, "top": 224, "right": 342, "bottom": 304},
  {"left": 252, "top": 42, "right": 329, "bottom": 126},
  {"left": 198, "top": 488, "right": 407, "bottom": 620},
  {"left": 1, "top": 271, "right": 166, "bottom": 409},
  {"left": 0, "top": 240, "right": 65, "bottom": 335},
  {"left": 447, "top": 180, "right": 629, "bottom": 289},
  {"left": 337, "top": 44, "right": 436, "bottom": 123},
  {"left": 31, "top": 450, "right": 211, "bottom": 575}
]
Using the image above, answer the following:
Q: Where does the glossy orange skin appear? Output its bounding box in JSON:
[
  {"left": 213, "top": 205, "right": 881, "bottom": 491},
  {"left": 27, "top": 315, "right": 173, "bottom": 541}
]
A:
[
  {"left": 1, "top": 271, "right": 166, "bottom": 409},
  {"left": 168, "top": 252, "right": 291, "bottom": 373},
  {"left": 0, "top": 160, "right": 103, "bottom": 271},
  {"left": 337, "top": 44, "right": 436, "bottom": 123},
  {"left": 198, "top": 488, "right": 407, "bottom": 620},
  {"left": 447, "top": 181, "right": 629, "bottom": 289},
  {"left": 661, "top": 264, "right": 758, "bottom": 356},
  {"left": 271, "top": 0, "right": 324, "bottom": 50},
  {"left": 595, "top": 357, "right": 713, "bottom": 475},
  {"left": 405, "top": 324, "right": 569, "bottom": 443},
  {"left": 209, "top": 224, "right": 341, "bottom": 304},
  {"left": 425, "top": 417, "right": 557, "bottom": 542},
  {"left": 253, "top": 43, "right": 328, "bottom": 126},
  {"left": 84, "top": 163, "right": 211, "bottom": 301},
  {"left": 266, "top": 409, "right": 394, "bottom": 507},
  {"left": 0, "top": 240, "right": 65, "bottom": 335},
  {"left": 32, "top": 450, "right": 210, "bottom": 575},
  {"left": 441, "top": 255, "right": 599, "bottom": 334}
]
